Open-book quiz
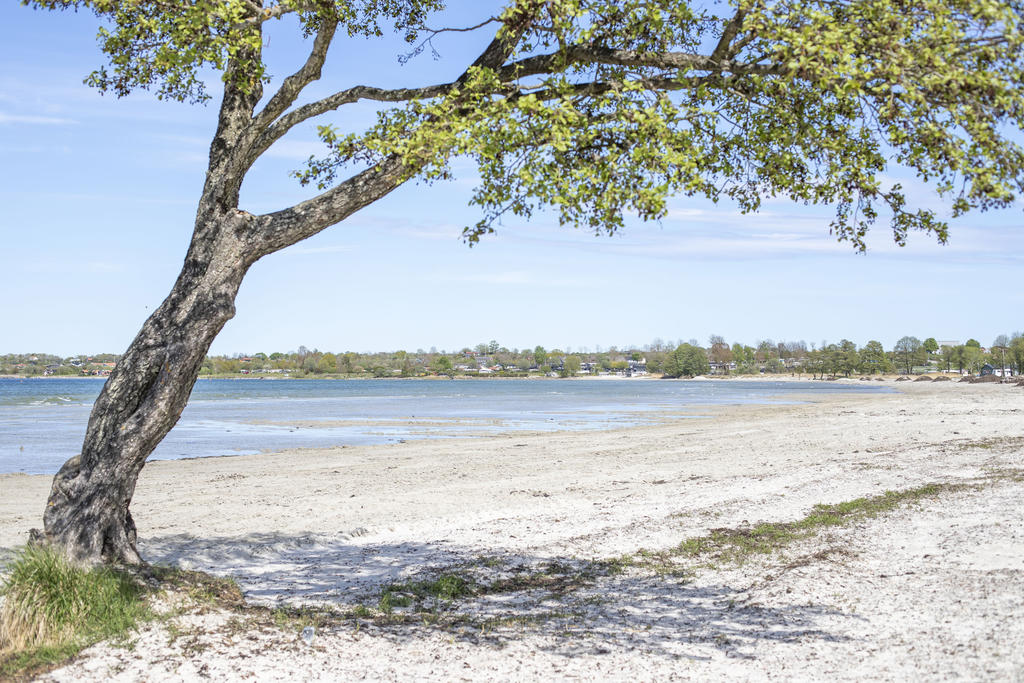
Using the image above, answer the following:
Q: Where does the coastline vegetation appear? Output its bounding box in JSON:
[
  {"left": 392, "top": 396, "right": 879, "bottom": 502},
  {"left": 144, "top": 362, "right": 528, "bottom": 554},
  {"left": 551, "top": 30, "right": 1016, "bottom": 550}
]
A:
[
  {"left": 4, "top": 333, "right": 1022, "bottom": 380},
  {"left": 0, "top": 546, "right": 150, "bottom": 676}
]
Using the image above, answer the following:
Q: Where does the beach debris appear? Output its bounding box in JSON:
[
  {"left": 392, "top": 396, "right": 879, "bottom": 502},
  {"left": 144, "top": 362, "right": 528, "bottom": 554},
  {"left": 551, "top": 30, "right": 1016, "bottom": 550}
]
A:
[{"left": 301, "top": 626, "right": 315, "bottom": 645}]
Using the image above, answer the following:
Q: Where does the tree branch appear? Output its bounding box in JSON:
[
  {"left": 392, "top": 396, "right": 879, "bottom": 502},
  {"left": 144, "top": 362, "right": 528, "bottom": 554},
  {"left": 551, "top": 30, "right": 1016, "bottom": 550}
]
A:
[
  {"left": 252, "top": 19, "right": 338, "bottom": 132},
  {"left": 255, "top": 3, "right": 544, "bottom": 251},
  {"left": 711, "top": 9, "right": 747, "bottom": 64},
  {"left": 500, "top": 46, "right": 785, "bottom": 80},
  {"left": 201, "top": 25, "right": 265, "bottom": 211},
  {"left": 252, "top": 155, "right": 408, "bottom": 257},
  {"left": 249, "top": 81, "right": 460, "bottom": 164},
  {"left": 239, "top": 1, "right": 308, "bottom": 26},
  {"left": 253, "top": 44, "right": 783, "bottom": 161}
]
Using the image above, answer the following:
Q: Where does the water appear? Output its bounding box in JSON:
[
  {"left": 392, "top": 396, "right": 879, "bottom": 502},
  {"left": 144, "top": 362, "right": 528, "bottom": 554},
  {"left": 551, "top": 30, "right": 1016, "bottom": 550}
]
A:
[{"left": 0, "top": 377, "right": 891, "bottom": 475}]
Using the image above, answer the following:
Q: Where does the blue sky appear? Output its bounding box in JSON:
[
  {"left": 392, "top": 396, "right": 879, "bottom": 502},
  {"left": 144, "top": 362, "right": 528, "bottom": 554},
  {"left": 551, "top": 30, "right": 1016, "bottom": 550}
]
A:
[{"left": 2, "top": 3, "right": 1022, "bottom": 357}]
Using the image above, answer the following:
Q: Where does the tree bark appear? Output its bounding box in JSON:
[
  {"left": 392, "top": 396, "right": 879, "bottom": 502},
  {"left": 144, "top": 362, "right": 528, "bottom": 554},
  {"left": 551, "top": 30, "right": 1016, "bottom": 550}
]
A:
[{"left": 34, "top": 210, "right": 257, "bottom": 565}]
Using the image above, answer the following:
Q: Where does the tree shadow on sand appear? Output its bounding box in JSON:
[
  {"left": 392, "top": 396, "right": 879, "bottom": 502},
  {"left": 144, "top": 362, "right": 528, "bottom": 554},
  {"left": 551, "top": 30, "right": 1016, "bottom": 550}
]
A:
[{"left": 141, "top": 530, "right": 860, "bottom": 660}]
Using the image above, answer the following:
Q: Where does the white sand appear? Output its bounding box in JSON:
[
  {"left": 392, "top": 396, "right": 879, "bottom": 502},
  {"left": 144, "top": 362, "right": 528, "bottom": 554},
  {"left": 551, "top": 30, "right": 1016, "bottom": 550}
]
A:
[{"left": 2, "top": 380, "right": 1023, "bottom": 680}]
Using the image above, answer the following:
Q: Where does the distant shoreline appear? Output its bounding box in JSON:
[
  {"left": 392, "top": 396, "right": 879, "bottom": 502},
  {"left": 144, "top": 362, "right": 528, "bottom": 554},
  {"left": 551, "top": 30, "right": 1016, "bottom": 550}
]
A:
[{"left": 0, "top": 372, "right": 970, "bottom": 383}]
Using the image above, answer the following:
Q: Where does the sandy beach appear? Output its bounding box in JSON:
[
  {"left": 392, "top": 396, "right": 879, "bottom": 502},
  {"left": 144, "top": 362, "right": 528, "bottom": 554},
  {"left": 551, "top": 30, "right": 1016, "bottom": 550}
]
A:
[{"left": 2, "top": 379, "right": 1022, "bottom": 680}]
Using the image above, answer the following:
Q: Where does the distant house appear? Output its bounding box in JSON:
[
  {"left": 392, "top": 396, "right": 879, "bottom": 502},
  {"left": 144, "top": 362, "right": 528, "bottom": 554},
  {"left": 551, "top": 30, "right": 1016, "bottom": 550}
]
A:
[
  {"left": 626, "top": 358, "right": 648, "bottom": 376},
  {"left": 708, "top": 361, "right": 737, "bottom": 374},
  {"left": 980, "top": 364, "right": 995, "bottom": 376}
]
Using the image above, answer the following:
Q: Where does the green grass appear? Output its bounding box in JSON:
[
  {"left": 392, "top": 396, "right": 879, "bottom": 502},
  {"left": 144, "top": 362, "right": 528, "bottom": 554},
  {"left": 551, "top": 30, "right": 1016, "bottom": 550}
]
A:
[
  {"left": 148, "top": 566, "right": 244, "bottom": 610},
  {"left": 378, "top": 573, "right": 477, "bottom": 613},
  {"left": 625, "top": 483, "right": 959, "bottom": 573},
  {"left": 0, "top": 545, "right": 150, "bottom": 677}
]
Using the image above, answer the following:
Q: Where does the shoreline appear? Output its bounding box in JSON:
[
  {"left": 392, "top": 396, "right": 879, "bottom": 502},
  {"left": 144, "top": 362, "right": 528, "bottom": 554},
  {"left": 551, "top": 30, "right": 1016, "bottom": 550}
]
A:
[
  {"left": 2, "top": 381, "right": 1016, "bottom": 549},
  {"left": 0, "top": 376, "right": 899, "bottom": 478},
  {"left": 4, "top": 381, "right": 1023, "bottom": 680}
]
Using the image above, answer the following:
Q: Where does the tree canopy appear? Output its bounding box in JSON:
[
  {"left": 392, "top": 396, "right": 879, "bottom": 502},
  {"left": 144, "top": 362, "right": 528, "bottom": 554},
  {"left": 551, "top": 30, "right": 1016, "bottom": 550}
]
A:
[{"left": 32, "top": 0, "right": 1024, "bottom": 250}]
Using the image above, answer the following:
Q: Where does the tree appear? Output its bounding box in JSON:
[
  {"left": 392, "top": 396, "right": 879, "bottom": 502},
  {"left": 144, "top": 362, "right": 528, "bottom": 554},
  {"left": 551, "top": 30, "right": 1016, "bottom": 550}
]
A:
[
  {"left": 26, "top": 0, "right": 1024, "bottom": 565},
  {"left": 939, "top": 345, "right": 955, "bottom": 373},
  {"left": 963, "top": 345, "right": 984, "bottom": 374},
  {"left": 951, "top": 345, "right": 967, "bottom": 374},
  {"left": 430, "top": 355, "right": 453, "bottom": 376},
  {"left": 1010, "top": 334, "right": 1024, "bottom": 376},
  {"left": 952, "top": 343, "right": 983, "bottom": 375},
  {"left": 755, "top": 340, "right": 777, "bottom": 364},
  {"left": 893, "top": 336, "right": 922, "bottom": 374},
  {"left": 562, "top": 355, "right": 581, "bottom": 377},
  {"left": 860, "top": 340, "right": 892, "bottom": 374},
  {"left": 922, "top": 338, "right": 939, "bottom": 358},
  {"left": 663, "top": 343, "right": 709, "bottom": 378},
  {"left": 990, "top": 335, "right": 1010, "bottom": 376},
  {"left": 708, "top": 334, "right": 732, "bottom": 373},
  {"left": 836, "top": 339, "right": 859, "bottom": 377}
]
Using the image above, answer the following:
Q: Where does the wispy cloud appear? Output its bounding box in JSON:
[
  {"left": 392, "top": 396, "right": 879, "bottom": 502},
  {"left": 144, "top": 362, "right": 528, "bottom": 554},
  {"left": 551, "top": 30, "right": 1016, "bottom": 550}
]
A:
[
  {"left": 394, "top": 223, "right": 465, "bottom": 241},
  {"left": 0, "top": 112, "right": 76, "bottom": 125},
  {"left": 0, "top": 144, "right": 72, "bottom": 155},
  {"left": 21, "top": 259, "right": 127, "bottom": 275},
  {"left": 85, "top": 261, "right": 126, "bottom": 273},
  {"left": 440, "top": 270, "right": 589, "bottom": 287},
  {"left": 0, "top": 190, "right": 192, "bottom": 206},
  {"left": 286, "top": 244, "right": 352, "bottom": 256},
  {"left": 264, "top": 139, "right": 327, "bottom": 160}
]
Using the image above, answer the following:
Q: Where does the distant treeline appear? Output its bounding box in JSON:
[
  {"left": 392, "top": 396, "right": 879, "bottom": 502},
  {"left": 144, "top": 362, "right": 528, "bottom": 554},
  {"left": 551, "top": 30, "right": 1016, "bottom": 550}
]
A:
[
  {"left": 0, "top": 353, "right": 120, "bottom": 377},
  {"left": 6, "top": 333, "right": 1023, "bottom": 379}
]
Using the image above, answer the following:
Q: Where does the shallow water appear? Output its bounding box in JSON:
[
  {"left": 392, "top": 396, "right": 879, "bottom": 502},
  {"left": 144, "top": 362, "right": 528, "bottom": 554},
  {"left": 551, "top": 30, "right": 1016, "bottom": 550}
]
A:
[{"left": 0, "top": 377, "right": 890, "bottom": 474}]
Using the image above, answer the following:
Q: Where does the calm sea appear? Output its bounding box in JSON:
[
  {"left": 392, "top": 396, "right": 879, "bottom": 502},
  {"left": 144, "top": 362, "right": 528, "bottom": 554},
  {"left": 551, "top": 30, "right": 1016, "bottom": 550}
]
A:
[{"left": 0, "top": 377, "right": 890, "bottom": 475}]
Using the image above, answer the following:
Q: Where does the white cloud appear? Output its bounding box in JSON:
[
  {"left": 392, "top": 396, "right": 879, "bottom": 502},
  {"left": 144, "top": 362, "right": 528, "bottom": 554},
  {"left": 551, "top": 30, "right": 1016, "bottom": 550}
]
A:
[
  {"left": 395, "top": 223, "right": 465, "bottom": 241},
  {"left": 264, "top": 139, "right": 328, "bottom": 160},
  {"left": 0, "top": 191, "right": 192, "bottom": 206},
  {"left": 0, "top": 112, "right": 76, "bottom": 125},
  {"left": 22, "top": 259, "right": 127, "bottom": 275}
]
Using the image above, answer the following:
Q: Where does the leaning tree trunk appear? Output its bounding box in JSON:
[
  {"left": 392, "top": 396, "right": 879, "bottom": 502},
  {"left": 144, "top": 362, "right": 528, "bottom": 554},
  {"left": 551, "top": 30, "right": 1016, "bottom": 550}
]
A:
[
  {"left": 35, "top": 210, "right": 257, "bottom": 565},
  {"left": 30, "top": 8, "right": 525, "bottom": 566}
]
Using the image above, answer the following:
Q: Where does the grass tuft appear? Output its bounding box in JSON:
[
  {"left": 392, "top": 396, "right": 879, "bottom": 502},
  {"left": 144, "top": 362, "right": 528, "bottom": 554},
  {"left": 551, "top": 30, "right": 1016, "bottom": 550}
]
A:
[
  {"left": 664, "top": 483, "right": 956, "bottom": 568},
  {"left": 379, "top": 573, "right": 477, "bottom": 613},
  {"left": 0, "top": 545, "right": 148, "bottom": 674},
  {"left": 148, "top": 566, "right": 245, "bottom": 610}
]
